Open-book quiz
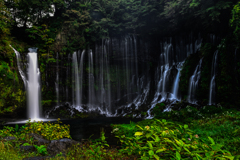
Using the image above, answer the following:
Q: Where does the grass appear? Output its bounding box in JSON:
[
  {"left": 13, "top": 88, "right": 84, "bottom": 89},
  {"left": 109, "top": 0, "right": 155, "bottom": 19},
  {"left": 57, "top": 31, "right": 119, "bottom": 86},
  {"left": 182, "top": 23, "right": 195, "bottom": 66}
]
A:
[{"left": 0, "top": 105, "right": 240, "bottom": 159}]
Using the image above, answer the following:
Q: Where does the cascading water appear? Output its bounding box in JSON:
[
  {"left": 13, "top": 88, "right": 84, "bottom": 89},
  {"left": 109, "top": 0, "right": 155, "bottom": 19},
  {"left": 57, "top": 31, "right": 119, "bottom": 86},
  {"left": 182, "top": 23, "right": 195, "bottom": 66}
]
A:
[
  {"left": 27, "top": 48, "right": 41, "bottom": 119},
  {"left": 55, "top": 52, "right": 59, "bottom": 106},
  {"left": 188, "top": 58, "right": 203, "bottom": 103},
  {"left": 72, "top": 51, "right": 81, "bottom": 110},
  {"left": 49, "top": 34, "right": 204, "bottom": 118},
  {"left": 171, "top": 61, "right": 184, "bottom": 100},
  {"left": 146, "top": 35, "right": 202, "bottom": 119},
  {"left": 88, "top": 49, "right": 95, "bottom": 109},
  {"left": 11, "top": 46, "right": 41, "bottom": 119},
  {"left": 151, "top": 42, "right": 173, "bottom": 104},
  {"left": 10, "top": 46, "right": 27, "bottom": 87},
  {"left": 209, "top": 50, "right": 218, "bottom": 105}
]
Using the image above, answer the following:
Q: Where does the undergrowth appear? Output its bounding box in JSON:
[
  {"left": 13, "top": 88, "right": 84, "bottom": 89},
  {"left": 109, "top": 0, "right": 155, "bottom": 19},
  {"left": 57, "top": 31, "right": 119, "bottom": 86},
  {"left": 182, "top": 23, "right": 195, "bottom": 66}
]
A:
[{"left": 1, "top": 106, "right": 240, "bottom": 159}]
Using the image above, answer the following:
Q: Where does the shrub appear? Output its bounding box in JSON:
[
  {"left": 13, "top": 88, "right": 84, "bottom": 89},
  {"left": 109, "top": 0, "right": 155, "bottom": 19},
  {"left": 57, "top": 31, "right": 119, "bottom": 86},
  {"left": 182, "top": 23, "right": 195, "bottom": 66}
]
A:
[
  {"left": 34, "top": 145, "right": 48, "bottom": 155},
  {"left": 22, "top": 118, "right": 71, "bottom": 140},
  {"left": 0, "top": 118, "right": 71, "bottom": 140},
  {"left": 115, "top": 119, "right": 235, "bottom": 159}
]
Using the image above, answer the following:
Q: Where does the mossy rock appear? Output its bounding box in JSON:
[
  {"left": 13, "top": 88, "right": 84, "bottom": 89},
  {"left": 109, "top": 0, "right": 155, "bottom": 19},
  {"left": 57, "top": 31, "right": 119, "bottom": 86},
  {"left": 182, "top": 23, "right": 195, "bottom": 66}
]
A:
[{"left": 153, "top": 103, "right": 166, "bottom": 112}]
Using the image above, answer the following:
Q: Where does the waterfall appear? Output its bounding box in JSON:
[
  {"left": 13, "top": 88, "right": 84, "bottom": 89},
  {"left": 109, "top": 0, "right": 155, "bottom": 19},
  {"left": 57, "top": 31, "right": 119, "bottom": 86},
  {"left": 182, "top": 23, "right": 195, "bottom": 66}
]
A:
[
  {"left": 88, "top": 49, "right": 95, "bottom": 109},
  {"left": 27, "top": 48, "right": 41, "bottom": 119},
  {"left": 45, "top": 34, "right": 204, "bottom": 117},
  {"left": 11, "top": 46, "right": 41, "bottom": 119},
  {"left": 188, "top": 58, "right": 203, "bottom": 103},
  {"left": 209, "top": 50, "right": 218, "bottom": 105},
  {"left": 66, "top": 54, "right": 70, "bottom": 102},
  {"left": 72, "top": 52, "right": 81, "bottom": 108},
  {"left": 10, "top": 46, "right": 27, "bottom": 88},
  {"left": 71, "top": 50, "right": 87, "bottom": 110},
  {"left": 55, "top": 52, "right": 59, "bottom": 106},
  {"left": 151, "top": 42, "right": 173, "bottom": 103},
  {"left": 171, "top": 61, "right": 184, "bottom": 100}
]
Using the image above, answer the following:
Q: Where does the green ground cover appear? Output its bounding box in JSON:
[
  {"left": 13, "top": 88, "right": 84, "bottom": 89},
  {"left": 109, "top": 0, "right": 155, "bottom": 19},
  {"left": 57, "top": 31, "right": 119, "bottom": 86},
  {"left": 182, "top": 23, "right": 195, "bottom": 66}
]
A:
[{"left": 1, "top": 105, "right": 240, "bottom": 159}]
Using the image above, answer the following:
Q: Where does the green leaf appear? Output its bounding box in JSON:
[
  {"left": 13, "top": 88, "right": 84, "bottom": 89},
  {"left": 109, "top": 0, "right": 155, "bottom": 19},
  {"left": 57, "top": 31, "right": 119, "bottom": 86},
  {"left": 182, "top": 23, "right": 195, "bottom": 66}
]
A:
[
  {"left": 176, "top": 151, "right": 181, "bottom": 160},
  {"left": 222, "top": 155, "right": 235, "bottom": 160},
  {"left": 184, "top": 124, "right": 188, "bottom": 129},
  {"left": 147, "top": 141, "right": 153, "bottom": 149},
  {"left": 155, "top": 135, "right": 160, "bottom": 142},
  {"left": 208, "top": 136, "right": 215, "bottom": 145},
  {"left": 153, "top": 154, "right": 160, "bottom": 160},
  {"left": 149, "top": 150, "right": 154, "bottom": 156},
  {"left": 156, "top": 148, "right": 167, "bottom": 153},
  {"left": 146, "top": 133, "right": 152, "bottom": 138},
  {"left": 211, "top": 144, "right": 223, "bottom": 151},
  {"left": 183, "top": 147, "right": 191, "bottom": 154},
  {"left": 135, "top": 132, "right": 143, "bottom": 136},
  {"left": 205, "top": 151, "right": 214, "bottom": 157}
]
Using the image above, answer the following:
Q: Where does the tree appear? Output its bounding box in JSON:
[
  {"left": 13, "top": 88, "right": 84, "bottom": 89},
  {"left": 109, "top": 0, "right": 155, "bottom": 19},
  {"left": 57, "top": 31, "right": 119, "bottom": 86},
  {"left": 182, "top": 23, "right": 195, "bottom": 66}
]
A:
[
  {"left": 26, "top": 24, "right": 55, "bottom": 58},
  {"left": 5, "top": 0, "right": 55, "bottom": 28},
  {"left": 230, "top": 1, "right": 240, "bottom": 43}
]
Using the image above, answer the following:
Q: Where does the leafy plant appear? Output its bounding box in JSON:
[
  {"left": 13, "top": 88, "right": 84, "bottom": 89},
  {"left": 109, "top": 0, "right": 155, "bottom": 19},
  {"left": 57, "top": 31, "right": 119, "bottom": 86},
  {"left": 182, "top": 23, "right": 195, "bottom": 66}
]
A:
[
  {"left": 230, "top": 2, "right": 240, "bottom": 42},
  {"left": 22, "top": 143, "right": 31, "bottom": 146},
  {"left": 115, "top": 119, "right": 236, "bottom": 159},
  {"left": 34, "top": 145, "right": 48, "bottom": 155},
  {"left": 23, "top": 118, "right": 71, "bottom": 140}
]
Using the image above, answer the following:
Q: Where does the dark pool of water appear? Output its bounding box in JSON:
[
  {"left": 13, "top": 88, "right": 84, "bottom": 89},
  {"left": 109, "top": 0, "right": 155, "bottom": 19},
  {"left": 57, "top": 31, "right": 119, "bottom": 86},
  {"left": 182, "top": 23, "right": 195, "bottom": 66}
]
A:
[{"left": 0, "top": 117, "right": 142, "bottom": 146}]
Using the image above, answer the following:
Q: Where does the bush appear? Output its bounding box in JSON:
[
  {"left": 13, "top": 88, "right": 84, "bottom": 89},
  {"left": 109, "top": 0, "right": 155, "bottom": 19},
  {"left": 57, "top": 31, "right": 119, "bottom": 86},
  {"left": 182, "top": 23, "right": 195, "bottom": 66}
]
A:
[
  {"left": 0, "top": 118, "right": 71, "bottom": 140},
  {"left": 115, "top": 119, "right": 235, "bottom": 159}
]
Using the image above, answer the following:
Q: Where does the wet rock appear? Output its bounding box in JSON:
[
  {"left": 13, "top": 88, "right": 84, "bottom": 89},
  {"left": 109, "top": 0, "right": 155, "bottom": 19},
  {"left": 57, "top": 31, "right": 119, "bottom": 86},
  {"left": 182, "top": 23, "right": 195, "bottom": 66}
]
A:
[
  {"left": 3, "top": 136, "right": 16, "bottom": 141},
  {"left": 26, "top": 133, "right": 50, "bottom": 145},
  {"left": 20, "top": 145, "right": 36, "bottom": 152},
  {"left": 47, "top": 138, "right": 80, "bottom": 156},
  {"left": 46, "top": 103, "right": 73, "bottom": 118}
]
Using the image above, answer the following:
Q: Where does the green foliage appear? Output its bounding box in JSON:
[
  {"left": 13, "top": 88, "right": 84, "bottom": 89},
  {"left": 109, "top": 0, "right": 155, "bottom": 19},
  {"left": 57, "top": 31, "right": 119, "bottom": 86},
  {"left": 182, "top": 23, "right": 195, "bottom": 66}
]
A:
[
  {"left": 153, "top": 103, "right": 166, "bottom": 114},
  {"left": 0, "top": 141, "right": 22, "bottom": 160},
  {"left": 0, "top": 119, "right": 71, "bottom": 140},
  {"left": 161, "top": 0, "right": 233, "bottom": 32},
  {"left": 22, "top": 143, "right": 31, "bottom": 146},
  {"left": 7, "top": 0, "right": 56, "bottom": 28},
  {"left": 26, "top": 24, "right": 55, "bottom": 58},
  {"left": 230, "top": 2, "right": 240, "bottom": 42},
  {"left": 41, "top": 100, "right": 53, "bottom": 107},
  {"left": 115, "top": 119, "right": 235, "bottom": 159},
  {"left": 23, "top": 118, "right": 71, "bottom": 140},
  {"left": 34, "top": 145, "right": 48, "bottom": 155},
  {"left": 0, "top": 60, "right": 25, "bottom": 115}
]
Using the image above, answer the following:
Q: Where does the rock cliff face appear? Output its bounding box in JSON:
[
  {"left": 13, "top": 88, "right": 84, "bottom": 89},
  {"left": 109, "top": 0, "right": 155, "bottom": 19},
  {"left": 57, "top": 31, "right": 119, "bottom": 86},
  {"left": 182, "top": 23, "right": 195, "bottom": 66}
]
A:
[
  {"left": 43, "top": 33, "right": 203, "bottom": 116},
  {"left": 11, "top": 32, "right": 240, "bottom": 119}
]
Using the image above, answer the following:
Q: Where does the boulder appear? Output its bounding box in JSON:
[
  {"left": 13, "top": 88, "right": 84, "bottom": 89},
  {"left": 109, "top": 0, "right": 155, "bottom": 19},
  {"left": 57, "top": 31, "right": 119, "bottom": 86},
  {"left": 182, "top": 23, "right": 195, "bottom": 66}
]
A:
[
  {"left": 26, "top": 133, "right": 50, "bottom": 145},
  {"left": 47, "top": 138, "right": 80, "bottom": 156},
  {"left": 20, "top": 145, "right": 36, "bottom": 152},
  {"left": 3, "top": 136, "right": 16, "bottom": 141}
]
